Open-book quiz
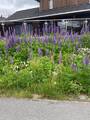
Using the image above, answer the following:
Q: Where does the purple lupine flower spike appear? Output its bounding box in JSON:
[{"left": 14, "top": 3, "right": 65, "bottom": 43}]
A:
[
  {"left": 42, "top": 36, "right": 45, "bottom": 44},
  {"left": 75, "top": 44, "right": 78, "bottom": 51},
  {"left": 29, "top": 37, "right": 32, "bottom": 44},
  {"left": 53, "top": 34, "right": 57, "bottom": 44},
  {"left": 71, "top": 63, "right": 77, "bottom": 71},
  {"left": 80, "top": 27, "right": 85, "bottom": 35},
  {"left": 74, "top": 33, "right": 78, "bottom": 40},
  {"left": 70, "top": 32, "right": 75, "bottom": 42},
  {"left": 78, "top": 35, "right": 81, "bottom": 43},
  {"left": 83, "top": 56, "right": 89, "bottom": 65},
  {"left": 17, "top": 37, "right": 21, "bottom": 44},
  {"left": 45, "top": 35, "right": 48, "bottom": 43},
  {"left": 38, "top": 48, "right": 42, "bottom": 56}
]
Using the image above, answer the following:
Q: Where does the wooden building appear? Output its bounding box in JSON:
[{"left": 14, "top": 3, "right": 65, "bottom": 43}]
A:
[
  {"left": 39, "top": 0, "right": 89, "bottom": 10},
  {"left": 0, "top": 0, "right": 90, "bottom": 34}
]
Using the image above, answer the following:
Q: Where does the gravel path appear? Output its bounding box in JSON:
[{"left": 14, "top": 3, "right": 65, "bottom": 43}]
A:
[{"left": 0, "top": 98, "right": 90, "bottom": 120}]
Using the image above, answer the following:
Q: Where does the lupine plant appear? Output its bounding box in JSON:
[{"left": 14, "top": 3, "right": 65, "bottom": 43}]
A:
[{"left": 0, "top": 24, "right": 90, "bottom": 98}]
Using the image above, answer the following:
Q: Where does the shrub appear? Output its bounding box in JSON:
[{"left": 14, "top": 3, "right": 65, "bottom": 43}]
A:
[
  {"left": 28, "top": 56, "right": 53, "bottom": 83},
  {"left": 81, "top": 34, "right": 90, "bottom": 48}
]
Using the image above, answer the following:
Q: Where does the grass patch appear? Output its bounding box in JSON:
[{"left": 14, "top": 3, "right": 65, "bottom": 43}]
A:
[{"left": 0, "top": 89, "right": 32, "bottom": 98}]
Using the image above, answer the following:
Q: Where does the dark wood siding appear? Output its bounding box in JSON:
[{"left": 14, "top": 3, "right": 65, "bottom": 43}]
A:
[
  {"left": 40, "top": 0, "right": 89, "bottom": 11},
  {"left": 40, "top": 0, "right": 49, "bottom": 11}
]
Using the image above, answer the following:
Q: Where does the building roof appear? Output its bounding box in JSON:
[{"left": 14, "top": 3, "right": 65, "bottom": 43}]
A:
[
  {"left": 7, "top": 8, "right": 39, "bottom": 21},
  {"left": 0, "top": 16, "right": 5, "bottom": 22},
  {"left": 7, "top": 3, "right": 90, "bottom": 22},
  {"left": 35, "top": 0, "right": 40, "bottom": 2}
]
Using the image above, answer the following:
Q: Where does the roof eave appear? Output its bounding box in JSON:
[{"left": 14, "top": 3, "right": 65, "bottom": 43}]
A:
[
  {"left": 6, "top": 9, "right": 90, "bottom": 23},
  {"left": 35, "top": 0, "right": 40, "bottom": 2}
]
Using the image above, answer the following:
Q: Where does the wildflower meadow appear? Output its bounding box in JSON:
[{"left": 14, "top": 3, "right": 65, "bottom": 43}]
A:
[{"left": 0, "top": 24, "right": 90, "bottom": 99}]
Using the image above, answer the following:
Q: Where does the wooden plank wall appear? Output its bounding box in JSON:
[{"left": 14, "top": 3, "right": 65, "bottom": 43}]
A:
[
  {"left": 40, "top": 0, "right": 49, "bottom": 10},
  {"left": 40, "top": 0, "right": 89, "bottom": 11}
]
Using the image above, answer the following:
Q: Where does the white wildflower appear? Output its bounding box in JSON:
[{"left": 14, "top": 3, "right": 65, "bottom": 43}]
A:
[
  {"left": 54, "top": 81, "right": 57, "bottom": 85},
  {"left": 53, "top": 72, "right": 58, "bottom": 76}
]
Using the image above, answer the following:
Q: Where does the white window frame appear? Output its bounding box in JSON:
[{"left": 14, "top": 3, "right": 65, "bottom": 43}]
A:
[{"left": 49, "top": 0, "right": 53, "bottom": 9}]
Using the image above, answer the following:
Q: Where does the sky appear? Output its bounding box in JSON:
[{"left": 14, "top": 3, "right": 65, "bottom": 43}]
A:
[{"left": 0, "top": 0, "right": 39, "bottom": 17}]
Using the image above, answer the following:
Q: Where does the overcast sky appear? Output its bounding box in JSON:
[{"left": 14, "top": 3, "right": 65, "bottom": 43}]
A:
[{"left": 0, "top": 0, "right": 39, "bottom": 17}]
